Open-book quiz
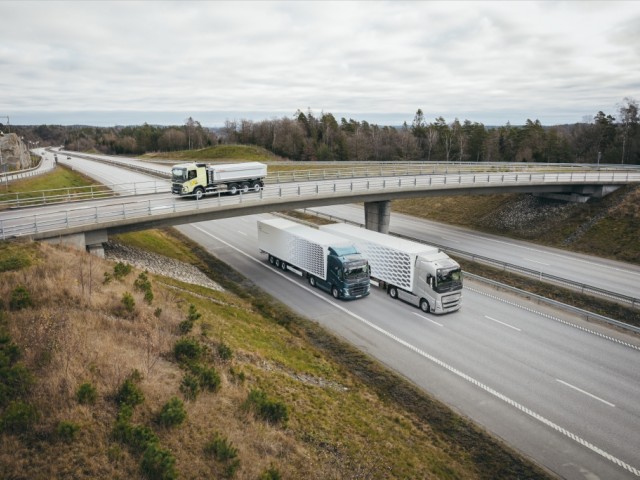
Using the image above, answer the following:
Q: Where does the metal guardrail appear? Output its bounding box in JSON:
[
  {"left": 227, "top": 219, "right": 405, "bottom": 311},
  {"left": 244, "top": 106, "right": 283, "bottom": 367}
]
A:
[
  {"left": 300, "top": 209, "right": 640, "bottom": 311},
  {"left": 3, "top": 160, "right": 640, "bottom": 210},
  {"left": 2, "top": 169, "right": 640, "bottom": 240}
]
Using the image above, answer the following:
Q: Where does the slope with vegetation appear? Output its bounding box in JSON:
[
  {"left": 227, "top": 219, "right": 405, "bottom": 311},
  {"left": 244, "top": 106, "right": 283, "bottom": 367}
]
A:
[{"left": 0, "top": 235, "right": 551, "bottom": 479}]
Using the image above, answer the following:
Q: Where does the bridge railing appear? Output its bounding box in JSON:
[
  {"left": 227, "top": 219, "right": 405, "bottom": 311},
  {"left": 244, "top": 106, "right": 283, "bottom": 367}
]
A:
[
  {"left": 2, "top": 161, "right": 638, "bottom": 210},
  {"left": 2, "top": 169, "right": 640, "bottom": 241}
]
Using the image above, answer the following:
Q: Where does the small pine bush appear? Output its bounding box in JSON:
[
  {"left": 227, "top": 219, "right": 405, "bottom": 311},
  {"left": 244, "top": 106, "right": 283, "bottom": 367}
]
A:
[
  {"left": 259, "top": 465, "right": 282, "bottom": 480},
  {"left": 244, "top": 389, "right": 288, "bottom": 424},
  {"left": 141, "top": 443, "right": 177, "bottom": 480},
  {"left": 191, "top": 364, "right": 221, "bottom": 392},
  {"left": 179, "top": 374, "right": 200, "bottom": 401},
  {"left": 0, "top": 400, "right": 39, "bottom": 433},
  {"left": 9, "top": 286, "right": 33, "bottom": 311},
  {"left": 187, "top": 304, "right": 201, "bottom": 322},
  {"left": 217, "top": 342, "right": 233, "bottom": 362},
  {"left": 115, "top": 375, "right": 144, "bottom": 408},
  {"left": 205, "top": 432, "right": 240, "bottom": 478},
  {"left": 156, "top": 397, "right": 186, "bottom": 428},
  {"left": 56, "top": 420, "right": 80, "bottom": 443},
  {"left": 76, "top": 382, "right": 98, "bottom": 405},
  {"left": 173, "top": 338, "right": 204, "bottom": 364},
  {"left": 121, "top": 292, "right": 136, "bottom": 314},
  {"left": 178, "top": 319, "right": 194, "bottom": 335},
  {"left": 113, "top": 262, "right": 132, "bottom": 280}
]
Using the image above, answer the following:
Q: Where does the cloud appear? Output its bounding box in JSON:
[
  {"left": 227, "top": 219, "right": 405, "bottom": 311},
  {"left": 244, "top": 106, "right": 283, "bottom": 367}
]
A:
[{"left": 1, "top": 0, "right": 638, "bottom": 126}]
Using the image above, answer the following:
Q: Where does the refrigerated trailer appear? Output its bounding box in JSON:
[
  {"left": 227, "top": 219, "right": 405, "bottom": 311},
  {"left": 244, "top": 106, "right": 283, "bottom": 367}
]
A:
[
  {"left": 321, "top": 223, "right": 462, "bottom": 313},
  {"left": 257, "top": 218, "right": 370, "bottom": 300}
]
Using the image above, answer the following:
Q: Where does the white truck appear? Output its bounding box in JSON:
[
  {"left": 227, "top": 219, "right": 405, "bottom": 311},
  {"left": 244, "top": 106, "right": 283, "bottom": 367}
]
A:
[
  {"left": 257, "top": 218, "right": 371, "bottom": 300},
  {"left": 171, "top": 162, "right": 267, "bottom": 199},
  {"left": 320, "top": 223, "right": 462, "bottom": 313}
]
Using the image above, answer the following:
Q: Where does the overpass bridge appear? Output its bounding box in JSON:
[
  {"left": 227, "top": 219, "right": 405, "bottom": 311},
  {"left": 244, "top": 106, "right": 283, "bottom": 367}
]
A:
[{"left": 1, "top": 162, "right": 639, "bottom": 255}]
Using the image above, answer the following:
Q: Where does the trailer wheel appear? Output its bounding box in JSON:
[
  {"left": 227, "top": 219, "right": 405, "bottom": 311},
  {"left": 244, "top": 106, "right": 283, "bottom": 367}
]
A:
[
  {"left": 240, "top": 182, "right": 250, "bottom": 194},
  {"left": 194, "top": 187, "right": 204, "bottom": 200},
  {"left": 268, "top": 255, "right": 275, "bottom": 265},
  {"left": 419, "top": 299, "right": 430, "bottom": 313},
  {"left": 251, "top": 181, "right": 261, "bottom": 193},
  {"left": 308, "top": 276, "right": 316, "bottom": 287},
  {"left": 331, "top": 286, "right": 340, "bottom": 299},
  {"left": 274, "top": 258, "right": 281, "bottom": 268},
  {"left": 280, "top": 261, "right": 287, "bottom": 271},
  {"left": 229, "top": 183, "right": 239, "bottom": 195},
  {"left": 388, "top": 286, "right": 398, "bottom": 299}
]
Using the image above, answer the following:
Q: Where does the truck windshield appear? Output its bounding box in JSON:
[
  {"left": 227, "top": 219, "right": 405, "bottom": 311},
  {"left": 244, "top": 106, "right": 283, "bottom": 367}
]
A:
[
  {"left": 172, "top": 168, "right": 187, "bottom": 182},
  {"left": 435, "top": 267, "right": 462, "bottom": 293},
  {"left": 343, "top": 261, "right": 369, "bottom": 281}
]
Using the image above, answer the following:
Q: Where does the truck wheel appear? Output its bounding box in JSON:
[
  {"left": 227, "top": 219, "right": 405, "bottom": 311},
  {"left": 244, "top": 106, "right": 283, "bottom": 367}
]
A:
[
  {"left": 194, "top": 187, "right": 204, "bottom": 200},
  {"left": 419, "top": 299, "right": 430, "bottom": 313},
  {"left": 269, "top": 255, "right": 275, "bottom": 265},
  {"left": 308, "top": 276, "right": 316, "bottom": 287},
  {"left": 229, "top": 184, "right": 239, "bottom": 195},
  {"left": 251, "top": 181, "right": 261, "bottom": 192},
  {"left": 241, "top": 182, "right": 250, "bottom": 194},
  {"left": 331, "top": 286, "right": 340, "bottom": 299},
  {"left": 280, "top": 261, "right": 287, "bottom": 271},
  {"left": 388, "top": 286, "right": 398, "bottom": 299}
]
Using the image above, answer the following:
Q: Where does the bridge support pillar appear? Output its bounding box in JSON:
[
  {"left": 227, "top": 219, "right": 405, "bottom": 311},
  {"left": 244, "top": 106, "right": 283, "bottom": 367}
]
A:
[
  {"left": 364, "top": 200, "right": 391, "bottom": 234},
  {"left": 43, "top": 229, "right": 108, "bottom": 257}
]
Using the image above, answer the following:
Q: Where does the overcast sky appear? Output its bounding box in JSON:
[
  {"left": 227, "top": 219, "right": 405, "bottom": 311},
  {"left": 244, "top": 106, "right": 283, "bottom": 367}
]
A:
[{"left": 1, "top": 1, "right": 639, "bottom": 127}]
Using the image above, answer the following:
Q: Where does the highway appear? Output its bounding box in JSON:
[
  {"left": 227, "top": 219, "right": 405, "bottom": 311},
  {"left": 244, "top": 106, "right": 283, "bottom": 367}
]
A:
[
  {"left": 308, "top": 204, "right": 640, "bottom": 301},
  {"left": 7, "top": 154, "right": 640, "bottom": 478}
]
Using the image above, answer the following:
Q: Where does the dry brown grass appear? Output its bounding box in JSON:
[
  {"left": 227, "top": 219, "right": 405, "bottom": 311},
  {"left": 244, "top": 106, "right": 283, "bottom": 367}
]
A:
[{"left": 0, "top": 241, "right": 550, "bottom": 479}]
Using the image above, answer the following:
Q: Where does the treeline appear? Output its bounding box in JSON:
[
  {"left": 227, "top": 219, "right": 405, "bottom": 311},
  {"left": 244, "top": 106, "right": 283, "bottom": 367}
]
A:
[
  {"left": 6, "top": 98, "right": 639, "bottom": 164},
  {"left": 224, "top": 99, "right": 639, "bottom": 164}
]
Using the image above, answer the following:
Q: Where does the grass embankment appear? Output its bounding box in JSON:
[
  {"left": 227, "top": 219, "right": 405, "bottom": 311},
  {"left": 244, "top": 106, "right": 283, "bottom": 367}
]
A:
[
  {"left": 0, "top": 232, "right": 551, "bottom": 479},
  {"left": 142, "top": 144, "right": 279, "bottom": 163},
  {"left": 393, "top": 185, "right": 640, "bottom": 265},
  {"left": 0, "top": 164, "right": 104, "bottom": 209}
]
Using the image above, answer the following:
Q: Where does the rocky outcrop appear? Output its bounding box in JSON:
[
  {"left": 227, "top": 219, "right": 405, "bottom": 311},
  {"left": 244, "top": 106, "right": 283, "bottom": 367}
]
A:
[{"left": 0, "top": 133, "right": 31, "bottom": 170}]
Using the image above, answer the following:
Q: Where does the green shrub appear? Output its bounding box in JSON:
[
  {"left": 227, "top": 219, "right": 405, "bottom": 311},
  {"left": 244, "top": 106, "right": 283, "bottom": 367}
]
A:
[
  {"left": 191, "top": 364, "right": 220, "bottom": 392},
  {"left": 217, "top": 342, "right": 233, "bottom": 362},
  {"left": 187, "top": 304, "right": 201, "bottom": 322},
  {"left": 178, "top": 319, "right": 194, "bottom": 335},
  {"left": 113, "top": 262, "right": 132, "bottom": 280},
  {"left": 76, "top": 382, "right": 98, "bottom": 405},
  {"left": 156, "top": 397, "right": 186, "bottom": 428},
  {"left": 141, "top": 443, "right": 177, "bottom": 480},
  {"left": 121, "top": 292, "right": 136, "bottom": 313},
  {"left": 205, "top": 432, "right": 240, "bottom": 478},
  {"left": 179, "top": 374, "right": 200, "bottom": 401},
  {"left": 173, "top": 338, "right": 204, "bottom": 364},
  {"left": 259, "top": 465, "right": 282, "bottom": 480},
  {"left": 134, "top": 272, "right": 154, "bottom": 305},
  {"left": 56, "top": 420, "right": 80, "bottom": 443},
  {"left": 1, "top": 335, "right": 33, "bottom": 407},
  {"left": 9, "top": 286, "right": 33, "bottom": 311},
  {"left": 243, "top": 389, "right": 288, "bottom": 424},
  {"left": 115, "top": 374, "right": 144, "bottom": 407},
  {"left": 0, "top": 400, "right": 39, "bottom": 433}
]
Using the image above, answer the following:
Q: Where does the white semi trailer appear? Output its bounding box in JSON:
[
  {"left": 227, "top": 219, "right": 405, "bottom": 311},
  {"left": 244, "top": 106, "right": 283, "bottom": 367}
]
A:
[
  {"left": 257, "top": 218, "right": 370, "bottom": 300},
  {"left": 171, "top": 162, "right": 267, "bottom": 199},
  {"left": 321, "top": 223, "right": 462, "bottom": 313}
]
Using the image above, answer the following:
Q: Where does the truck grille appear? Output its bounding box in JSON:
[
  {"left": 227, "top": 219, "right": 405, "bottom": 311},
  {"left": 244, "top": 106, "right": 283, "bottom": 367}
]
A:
[
  {"left": 348, "top": 283, "right": 370, "bottom": 298},
  {"left": 442, "top": 292, "right": 462, "bottom": 310}
]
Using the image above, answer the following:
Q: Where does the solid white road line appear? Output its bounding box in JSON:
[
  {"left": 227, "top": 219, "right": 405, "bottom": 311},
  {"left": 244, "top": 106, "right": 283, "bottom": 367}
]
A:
[
  {"left": 484, "top": 315, "right": 522, "bottom": 332},
  {"left": 556, "top": 379, "right": 616, "bottom": 408},
  {"left": 190, "top": 224, "right": 640, "bottom": 477}
]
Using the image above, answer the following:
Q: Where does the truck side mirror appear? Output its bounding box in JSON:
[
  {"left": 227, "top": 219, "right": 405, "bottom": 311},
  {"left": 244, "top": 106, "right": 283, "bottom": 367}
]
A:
[{"left": 427, "top": 274, "right": 433, "bottom": 287}]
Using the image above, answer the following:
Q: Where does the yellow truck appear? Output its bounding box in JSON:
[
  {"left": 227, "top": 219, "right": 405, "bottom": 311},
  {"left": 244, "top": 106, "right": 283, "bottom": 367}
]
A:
[{"left": 171, "top": 162, "right": 267, "bottom": 199}]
